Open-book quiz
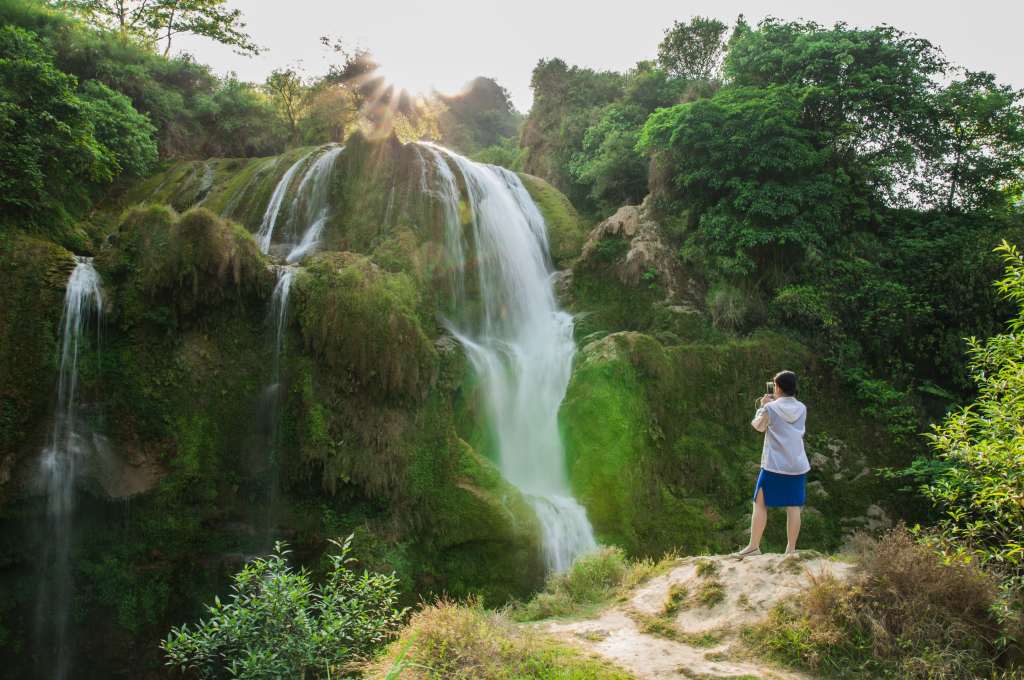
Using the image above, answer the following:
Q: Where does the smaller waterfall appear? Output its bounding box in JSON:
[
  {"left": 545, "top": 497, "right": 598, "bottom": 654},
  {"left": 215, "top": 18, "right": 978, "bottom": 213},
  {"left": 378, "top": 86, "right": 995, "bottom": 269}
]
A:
[
  {"left": 249, "top": 265, "right": 296, "bottom": 539},
  {"left": 255, "top": 145, "right": 344, "bottom": 262},
  {"left": 37, "top": 256, "right": 103, "bottom": 680},
  {"left": 268, "top": 267, "right": 296, "bottom": 386},
  {"left": 284, "top": 145, "right": 344, "bottom": 263},
  {"left": 255, "top": 152, "right": 312, "bottom": 254}
]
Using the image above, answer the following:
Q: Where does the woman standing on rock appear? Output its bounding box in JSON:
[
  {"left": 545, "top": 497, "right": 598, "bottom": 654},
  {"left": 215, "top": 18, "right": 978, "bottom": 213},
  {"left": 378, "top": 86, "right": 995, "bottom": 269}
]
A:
[{"left": 733, "top": 370, "right": 809, "bottom": 559}]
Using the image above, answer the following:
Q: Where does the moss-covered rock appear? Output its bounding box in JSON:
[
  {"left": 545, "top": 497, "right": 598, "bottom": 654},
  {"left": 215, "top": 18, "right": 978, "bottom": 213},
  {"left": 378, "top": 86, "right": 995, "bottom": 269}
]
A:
[
  {"left": 562, "top": 330, "right": 903, "bottom": 557},
  {"left": 99, "top": 205, "right": 272, "bottom": 320},
  {"left": 293, "top": 252, "right": 438, "bottom": 401},
  {"left": 0, "top": 233, "right": 74, "bottom": 500},
  {"left": 518, "top": 172, "right": 587, "bottom": 268}
]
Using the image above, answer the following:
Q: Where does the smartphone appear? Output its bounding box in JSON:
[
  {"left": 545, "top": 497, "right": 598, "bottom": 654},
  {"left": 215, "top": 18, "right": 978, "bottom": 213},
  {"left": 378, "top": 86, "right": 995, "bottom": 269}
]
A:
[{"left": 766, "top": 380, "right": 775, "bottom": 395}]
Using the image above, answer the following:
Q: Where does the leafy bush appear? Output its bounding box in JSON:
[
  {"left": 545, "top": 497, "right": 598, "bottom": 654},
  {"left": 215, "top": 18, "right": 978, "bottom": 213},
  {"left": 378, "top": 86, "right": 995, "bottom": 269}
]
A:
[
  {"left": 365, "top": 600, "right": 630, "bottom": 679},
  {"left": 161, "top": 536, "right": 405, "bottom": 680},
  {"left": 919, "top": 242, "right": 1024, "bottom": 583},
  {"left": 748, "top": 527, "right": 1003, "bottom": 679},
  {"left": 0, "top": 24, "right": 113, "bottom": 232},
  {"left": 78, "top": 79, "right": 158, "bottom": 179}
]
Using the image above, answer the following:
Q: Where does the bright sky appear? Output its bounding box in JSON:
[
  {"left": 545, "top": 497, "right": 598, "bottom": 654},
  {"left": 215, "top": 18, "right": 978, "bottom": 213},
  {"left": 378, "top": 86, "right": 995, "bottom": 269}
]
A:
[{"left": 178, "top": 0, "right": 1024, "bottom": 112}]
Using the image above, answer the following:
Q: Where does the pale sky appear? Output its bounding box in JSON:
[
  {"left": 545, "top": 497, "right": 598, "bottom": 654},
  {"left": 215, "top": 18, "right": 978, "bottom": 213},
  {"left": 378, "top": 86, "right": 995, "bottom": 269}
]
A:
[{"left": 178, "top": 0, "right": 1024, "bottom": 112}]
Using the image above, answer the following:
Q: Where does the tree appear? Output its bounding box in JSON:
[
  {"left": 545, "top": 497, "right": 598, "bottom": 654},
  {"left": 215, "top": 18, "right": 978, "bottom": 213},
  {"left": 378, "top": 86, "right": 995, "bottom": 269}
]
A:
[
  {"left": 723, "top": 20, "right": 947, "bottom": 208},
  {"left": 264, "top": 68, "right": 307, "bottom": 142},
  {"left": 656, "top": 16, "right": 728, "bottom": 81},
  {"left": 161, "top": 537, "right": 405, "bottom": 679},
  {"left": 928, "top": 71, "right": 1024, "bottom": 211},
  {"left": 50, "top": 0, "right": 259, "bottom": 56},
  {"left": 639, "top": 85, "right": 853, "bottom": 275}
]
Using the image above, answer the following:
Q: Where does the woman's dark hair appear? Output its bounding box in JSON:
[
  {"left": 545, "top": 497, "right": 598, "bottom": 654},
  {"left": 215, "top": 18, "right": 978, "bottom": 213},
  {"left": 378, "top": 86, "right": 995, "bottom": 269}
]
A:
[{"left": 774, "top": 370, "right": 798, "bottom": 396}]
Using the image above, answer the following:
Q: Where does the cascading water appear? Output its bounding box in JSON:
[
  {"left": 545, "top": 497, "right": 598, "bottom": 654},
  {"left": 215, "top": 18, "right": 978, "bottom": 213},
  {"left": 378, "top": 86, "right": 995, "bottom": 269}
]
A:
[
  {"left": 255, "top": 152, "right": 312, "bottom": 254},
  {"left": 269, "top": 267, "right": 295, "bottom": 384},
  {"left": 248, "top": 145, "right": 343, "bottom": 540},
  {"left": 255, "top": 144, "right": 344, "bottom": 262},
  {"left": 419, "top": 144, "right": 597, "bottom": 572},
  {"left": 36, "top": 256, "right": 103, "bottom": 680}
]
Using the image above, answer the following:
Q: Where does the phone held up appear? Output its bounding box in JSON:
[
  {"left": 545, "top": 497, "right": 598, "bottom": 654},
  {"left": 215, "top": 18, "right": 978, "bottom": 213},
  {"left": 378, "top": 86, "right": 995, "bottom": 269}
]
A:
[{"left": 766, "top": 380, "right": 775, "bottom": 396}]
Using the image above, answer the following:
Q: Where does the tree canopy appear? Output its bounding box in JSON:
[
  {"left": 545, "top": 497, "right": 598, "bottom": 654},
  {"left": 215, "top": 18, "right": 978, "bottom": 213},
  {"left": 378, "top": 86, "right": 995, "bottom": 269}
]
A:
[{"left": 50, "top": 0, "right": 259, "bottom": 55}]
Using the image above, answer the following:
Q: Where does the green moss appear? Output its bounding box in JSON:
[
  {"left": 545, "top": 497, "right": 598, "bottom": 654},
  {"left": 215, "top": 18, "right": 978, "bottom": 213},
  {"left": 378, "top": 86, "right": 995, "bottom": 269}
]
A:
[
  {"left": 518, "top": 172, "right": 587, "bottom": 267},
  {"left": 99, "top": 205, "right": 271, "bottom": 322},
  {"left": 562, "top": 329, "right": 901, "bottom": 558},
  {"left": 571, "top": 266, "right": 722, "bottom": 344},
  {"left": 114, "top": 148, "right": 318, "bottom": 237},
  {"left": 0, "top": 232, "right": 74, "bottom": 498},
  {"left": 293, "top": 252, "right": 437, "bottom": 401}
]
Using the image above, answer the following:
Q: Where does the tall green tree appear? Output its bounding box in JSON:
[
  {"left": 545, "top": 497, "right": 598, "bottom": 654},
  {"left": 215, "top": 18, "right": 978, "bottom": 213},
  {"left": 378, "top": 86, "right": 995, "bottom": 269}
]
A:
[
  {"left": 264, "top": 67, "right": 307, "bottom": 142},
  {"left": 928, "top": 71, "right": 1024, "bottom": 211},
  {"left": 656, "top": 16, "right": 728, "bottom": 81}
]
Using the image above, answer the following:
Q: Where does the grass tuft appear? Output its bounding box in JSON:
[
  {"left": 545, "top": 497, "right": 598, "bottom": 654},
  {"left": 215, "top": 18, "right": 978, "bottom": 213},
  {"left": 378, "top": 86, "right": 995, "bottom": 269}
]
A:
[
  {"left": 365, "top": 600, "right": 630, "bottom": 679},
  {"left": 695, "top": 580, "right": 726, "bottom": 608},
  {"left": 514, "top": 547, "right": 671, "bottom": 621}
]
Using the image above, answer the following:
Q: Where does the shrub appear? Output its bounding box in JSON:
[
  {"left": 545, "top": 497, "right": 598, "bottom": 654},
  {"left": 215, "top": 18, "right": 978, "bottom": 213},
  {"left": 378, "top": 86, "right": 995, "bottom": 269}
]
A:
[
  {"left": 514, "top": 546, "right": 668, "bottom": 621},
  {"left": 365, "top": 600, "right": 630, "bottom": 679},
  {"left": 917, "top": 241, "right": 1024, "bottom": 584},
  {"left": 161, "top": 536, "right": 405, "bottom": 679},
  {"left": 747, "top": 526, "right": 1003, "bottom": 678},
  {"left": 0, "top": 24, "right": 112, "bottom": 233},
  {"left": 706, "top": 282, "right": 753, "bottom": 331},
  {"left": 78, "top": 79, "right": 158, "bottom": 180}
]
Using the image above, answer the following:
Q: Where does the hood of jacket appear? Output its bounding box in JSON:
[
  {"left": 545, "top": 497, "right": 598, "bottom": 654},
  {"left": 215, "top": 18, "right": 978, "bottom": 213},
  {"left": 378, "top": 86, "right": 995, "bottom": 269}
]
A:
[{"left": 770, "top": 397, "right": 805, "bottom": 423}]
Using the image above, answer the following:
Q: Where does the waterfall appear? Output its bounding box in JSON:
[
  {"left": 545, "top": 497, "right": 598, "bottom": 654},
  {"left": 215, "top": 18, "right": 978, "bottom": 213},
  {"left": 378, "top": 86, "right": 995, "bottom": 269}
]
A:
[
  {"left": 269, "top": 267, "right": 295, "bottom": 384},
  {"left": 255, "top": 151, "right": 312, "bottom": 254},
  {"left": 255, "top": 144, "right": 344, "bottom": 262},
  {"left": 419, "top": 144, "right": 597, "bottom": 572},
  {"left": 36, "top": 256, "right": 103, "bottom": 680}
]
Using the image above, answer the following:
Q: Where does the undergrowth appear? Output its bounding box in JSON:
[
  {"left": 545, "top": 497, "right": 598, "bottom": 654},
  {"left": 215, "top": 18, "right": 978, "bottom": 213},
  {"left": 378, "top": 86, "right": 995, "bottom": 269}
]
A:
[
  {"left": 512, "top": 546, "right": 675, "bottom": 621},
  {"left": 365, "top": 599, "right": 630, "bottom": 679},
  {"left": 745, "top": 526, "right": 1015, "bottom": 679}
]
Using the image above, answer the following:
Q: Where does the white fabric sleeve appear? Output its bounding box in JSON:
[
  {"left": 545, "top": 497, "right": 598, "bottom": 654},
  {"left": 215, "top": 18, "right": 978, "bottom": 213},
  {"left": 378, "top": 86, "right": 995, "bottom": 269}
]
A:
[{"left": 751, "top": 406, "right": 769, "bottom": 432}]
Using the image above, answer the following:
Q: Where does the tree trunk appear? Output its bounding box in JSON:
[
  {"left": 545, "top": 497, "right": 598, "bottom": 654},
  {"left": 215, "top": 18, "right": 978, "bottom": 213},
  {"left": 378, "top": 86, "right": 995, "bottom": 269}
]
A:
[{"left": 163, "top": 4, "right": 177, "bottom": 56}]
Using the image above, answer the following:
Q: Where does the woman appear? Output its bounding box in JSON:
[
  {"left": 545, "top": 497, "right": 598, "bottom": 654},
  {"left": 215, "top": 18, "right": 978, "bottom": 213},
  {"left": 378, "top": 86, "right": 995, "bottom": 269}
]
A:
[{"left": 733, "top": 370, "right": 809, "bottom": 559}]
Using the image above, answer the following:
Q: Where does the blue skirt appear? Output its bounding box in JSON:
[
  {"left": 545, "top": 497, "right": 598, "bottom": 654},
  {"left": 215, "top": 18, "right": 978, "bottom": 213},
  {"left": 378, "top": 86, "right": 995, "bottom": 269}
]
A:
[{"left": 753, "top": 468, "right": 806, "bottom": 507}]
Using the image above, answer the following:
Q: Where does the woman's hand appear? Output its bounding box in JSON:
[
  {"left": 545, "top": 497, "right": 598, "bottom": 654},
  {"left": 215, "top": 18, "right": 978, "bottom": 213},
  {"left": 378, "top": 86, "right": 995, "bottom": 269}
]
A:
[{"left": 760, "top": 394, "right": 775, "bottom": 407}]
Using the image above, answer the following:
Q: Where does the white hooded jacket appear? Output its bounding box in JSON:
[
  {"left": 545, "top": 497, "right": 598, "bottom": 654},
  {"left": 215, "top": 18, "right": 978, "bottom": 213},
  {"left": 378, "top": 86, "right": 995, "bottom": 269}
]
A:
[{"left": 751, "top": 396, "right": 810, "bottom": 475}]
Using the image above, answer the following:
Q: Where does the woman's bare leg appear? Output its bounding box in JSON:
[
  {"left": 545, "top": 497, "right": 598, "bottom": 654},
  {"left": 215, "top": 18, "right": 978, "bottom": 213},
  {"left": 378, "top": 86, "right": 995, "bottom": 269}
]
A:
[
  {"left": 747, "top": 488, "right": 768, "bottom": 550},
  {"left": 785, "top": 506, "right": 802, "bottom": 552}
]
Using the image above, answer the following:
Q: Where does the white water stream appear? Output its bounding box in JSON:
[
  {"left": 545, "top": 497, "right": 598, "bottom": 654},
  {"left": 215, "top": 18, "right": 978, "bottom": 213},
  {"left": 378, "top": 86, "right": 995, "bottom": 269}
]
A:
[
  {"left": 36, "top": 257, "right": 103, "bottom": 679},
  {"left": 419, "top": 144, "right": 596, "bottom": 572}
]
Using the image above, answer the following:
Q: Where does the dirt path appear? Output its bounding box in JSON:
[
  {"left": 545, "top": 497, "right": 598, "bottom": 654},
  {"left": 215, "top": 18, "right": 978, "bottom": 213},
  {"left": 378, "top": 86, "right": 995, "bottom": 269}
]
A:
[{"left": 543, "top": 552, "right": 853, "bottom": 679}]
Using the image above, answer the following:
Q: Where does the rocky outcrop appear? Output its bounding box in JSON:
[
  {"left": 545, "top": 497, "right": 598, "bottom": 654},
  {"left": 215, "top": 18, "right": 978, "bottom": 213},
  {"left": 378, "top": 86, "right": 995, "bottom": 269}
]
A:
[
  {"left": 578, "top": 197, "right": 697, "bottom": 304},
  {"left": 545, "top": 552, "right": 852, "bottom": 679}
]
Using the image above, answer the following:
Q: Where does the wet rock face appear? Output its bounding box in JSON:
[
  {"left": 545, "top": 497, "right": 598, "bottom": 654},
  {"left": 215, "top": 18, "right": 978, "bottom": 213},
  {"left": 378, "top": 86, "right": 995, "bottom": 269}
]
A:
[{"left": 578, "top": 197, "right": 698, "bottom": 305}]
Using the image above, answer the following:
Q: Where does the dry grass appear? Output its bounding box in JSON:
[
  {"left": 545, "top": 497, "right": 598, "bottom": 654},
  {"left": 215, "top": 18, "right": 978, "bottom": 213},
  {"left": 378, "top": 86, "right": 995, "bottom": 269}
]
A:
[
  {"left": 747, "top": 526, "right": 1007, "bottom": 679},
  {"left": 364, "top": 600, "right": 631, "bottom": 679}
]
